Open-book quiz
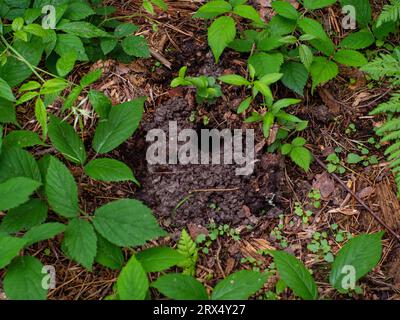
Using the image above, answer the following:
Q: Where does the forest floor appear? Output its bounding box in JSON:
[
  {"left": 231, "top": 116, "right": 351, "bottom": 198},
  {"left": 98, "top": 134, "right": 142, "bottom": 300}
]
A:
[{"left": 21, "top": 0, "right": 400, "bottom": 300}]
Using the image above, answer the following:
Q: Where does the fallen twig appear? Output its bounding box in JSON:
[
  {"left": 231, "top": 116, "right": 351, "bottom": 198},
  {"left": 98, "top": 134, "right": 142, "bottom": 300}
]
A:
[{"left": 314, "top": 155, "right": 400, "bottom": 243}]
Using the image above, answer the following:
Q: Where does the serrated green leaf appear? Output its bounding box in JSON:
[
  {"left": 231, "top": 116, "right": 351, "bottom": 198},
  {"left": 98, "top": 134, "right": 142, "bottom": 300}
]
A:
[
  {"left": 114, "top": 23, "right": 139, "bottom": 37},
  {"left": 271, "top": 1, "right": 300, "bottom": 20},
  {"left": 121, "top": 36, "right": 150, "bottom": 58},
  {"left": 23, "top": 222, "right": 66, "bottom": 246},
  {"left": 290, "top": 146, "right": 312, "bottom": 171},
  {"left": 117, "top": 256, "right": 148, "bottom": 300},
  {"left": 193, "top": 1, "right": 232, "bottom": 19},
  {"left": 0, "top": 199, "right": 47, "bottom": 233},
  {"left": 92, "top": 97, "right": 145, "bottom": 154},
  {"left": 95, "top": 233, "right": 124, "bottom": 270},
  {"left": 80, "top": 69, "right": 102, "bottom": 87},
  {"left": 298, "top": 17, "right": 335, "bottom": 56},
  {"left": 0, "top": 99, "right": 17, "bottom": 124},
  {"left": 64, "top": 2, "right": 95, "bottom": 20},
  {"left": 329, "top": 232, "right": 383, "bottom": 293},
  {"left": 58, "top": 21, "right": 110, "bottom": 38},
  {"left": 88, "top": 90, "right": 112, "bottom": 119},
  {"left": 0, "top": 177, "right": 41, "bottom": 211},
  {"left": 63, "top": 218, "right": 97, "bottom": 270},
  {"left": 208, "top": 16, "right": 236, "bottom": 63},
  {"left": 3, "top": 130, "right": 44, "bottom": 148},
  {"left": 0, "top": 235, "right": 27, "bottom": 269},
  {"left": 339, "top": 30, "right": 375, "bottom": 49},
  {"left": 55, "top": 34, "right": 88, "bottom": 61},
  {"left": 45, "top": 156, "right": 79, "bottom": 218},
  {"left": 100, "top": 37, "right": 118, "bottom": 55},
  {"left": 92, "top": 199, "right": 166, "bottom": 247},
  {"left": 211, "top": 270, "right": 269, "bottom": 300},
  {"left": 136, "top": 247, "right": 186, "bottom": 272},
  {"left": 3, "top": 256, "right": 47, "bottom": 300},
  {"left": 152, "top": 274, "right": 208, "bottom": 300},
  {"left": 0, "top": 145, "right": 41, "bottom": 183},
  {"left": 0, "top": 77, "right": 15, "bottom": 101},
  {"left": 281, "top": 62, "right": 309, "bottom": 96},
  {"left": 48, "top": 115, "right": 86, "bottom": 164},
  {"left": 84, "top": 158, "right": 139, "bottom": 184},
  {"left": 310, "top": 57, "right": 338, "bottom": 91},
  {"left": 56, "top": 51, "right": 77, "bottom": 77},
  {"left": 304, "top": 0, "right": 336, "bottom": 10},
  {"left": 334, "top": 49, "right": 368, "bottom": 67},
  {"left": 273, "top": 250, "right": 318, "bottom": 300},
  {"left": 233, "top": 5, "right": 263, "bottom": 24},
  {"left": 248, "top": 52, "right": 284, "bottom": 77}
]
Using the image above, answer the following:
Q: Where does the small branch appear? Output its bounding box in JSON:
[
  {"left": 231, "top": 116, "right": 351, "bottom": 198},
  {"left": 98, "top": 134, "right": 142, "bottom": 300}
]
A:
[{"left": 313, "top": 155, "right": 400, "bottom": 243}]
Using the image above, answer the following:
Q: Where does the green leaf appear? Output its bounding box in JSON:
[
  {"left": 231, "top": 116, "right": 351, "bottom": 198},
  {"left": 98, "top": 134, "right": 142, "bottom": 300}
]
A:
[
  {"left": 346, "top": 153, "right": 363, "bottom": 164},
  {"left": 92, "top": 199, "right": 166, "bottom": 247},
  {"left": 56, "top": 51, "right": 77, "bottom": 77},
  {"left": 281, "top": 143, "right": 292, "bottom": 155},
  {"left": 35, "top": 98, "right": 47, "bottom": 139},
  {"left": 310, "top": 57, "right": 338, "bottom": 91},
  {"left": 329, "top": 232, "right": 383, "bottom": 293},
  {"left": 45, "top": 156, "right": 79, "bottom": 218},
  {"left": 0, "top": 234, "right": 26, "bottom": 269},
  {"left": 95, "top": 233, "right": 124, "bottom": 270},
  {"left": 84, "top": 158, "right": 139, "bottom": 184},
  {"left": 16, "top": 91, "right": 39, "bottom": 106},
  {"left": 177, "top": 229, "right": 198, "bottom": 276},
  {"left": 55, "top": 34, "right": 88, "bottom": 61},
  {"left": 64, "top": 2, "right": 95, "bottom": 20},
  {"left": 3, "top": 130, "right": 44, "bottom": 148},
  {"left": 0, "top": 77, "right": 15, "bottom": 101},
  {"left": 0, "top": 199, "right": 47, "bottom": 233},
  {"left": 333, "top": 49, "right": 368, "bottom": 67},
  {"left": 259, "top": 73, "right": 283, "bottom": 85},
  {"left": 48, "top": 115, "right": 86, "bottom": 164},
  {"left": 121, "top": 36, "right": 150, "bottom": 58},
  {"left": 281, "top": 62, "right": 309, "bottom": 96},
  {"left": 193, "top": 1, "right": 232, "bottom": 19},
  {"left": 208, "top": 16, "right": 236, "bottom": 63},
  {"left": 299, "top": 44, "right": 314, "bottom": 70},
  {"left": 58, "top": 21, "right": 110, "bottom": 38},
  {"left": 262, "top": 112, "right": 274, "bottom": 138},
  {"left": 0, "top": 177, "right": 41, "bottom": 211},
  {"left": 62, "top": 86, "right": 82, "bottom": 111},
  {"left": 304, "top": 0, "right": 336, "bottom": 10},
  {"left": 233, "top": 5, "right": 263, "bottom": 24},
  {"left": 92, "top": 97, "right": 145, "bottom": 154},
  {"left": 340, "top": 0, "right": 371, "bottom": 27},
  {"left": 290, "top": 146, "right": 312, "bottom": 172},
  {"left": 0, "top": 99, "right": 17, "bottom": 124},
  {"left": 3, "top": 256, "right": 47, "bottom": 300},
  {"left": 152, "top": 274, "right": 209, "bottom": 300},
  {"left": 80, "top": 69, "right": 102, "bottom": 87},
  {"left": 272, "top": 98, "right": 301, "bottom": 114},
  {"left": 136, "top": 247, "right": 186, "bottom": 272},
  {"left": 40, "top": 78, "right": 68, "bottom": 95},
  {"left": 298, "top": 18, "right": 335, "bottom": 56},
  {"left": 0, "top": 145, "right": 41, "bottom": 183},
  {"left": 237, "top": 96, "right": 252, "bottom": 113},
  {"left": 273, "top": 250, "right": 318, "bottom": 300},
  {"left": 117, "top": 256, "right": 148, "bottom": 300},
  {"left": 292, "top": 137, "right": 307, "bottom": 147},
  {"left": 114, "top": 23, "right": 139, "bottom": 37},
  {"left": 23, "top": 222, "right": 66, "bottom": 246},
  {"left": 62, "top": 219, "right": 97, "bottom": 270},
  {"left": 100, "top": 37, "right": 118, "bottom": 55},
  {"left": 88, "top": 90, "right": 112, "bottom": 119},
  {"left": 271, "top": 1, "right": 300, "bottom": 20},
  {"left": 0, "top": 38, "right": 43, "bottom": 87},
  {"left": 211, "top": 270, "right": 269, "bottom": 300},
  {"left": 339, "top": 30, "right": 375, "bottom": 49},
  {"left": 248, "top": 52, "right": 284, "bottom": 77},
  {"left": 218, "top": 74, "right": 250, "bottom": 86}
]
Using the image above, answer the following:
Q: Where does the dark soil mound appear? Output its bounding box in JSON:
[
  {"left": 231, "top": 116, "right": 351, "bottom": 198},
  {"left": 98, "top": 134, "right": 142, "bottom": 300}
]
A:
[{"left": 123, "top": 97, "right": 287, "bottom": 228}]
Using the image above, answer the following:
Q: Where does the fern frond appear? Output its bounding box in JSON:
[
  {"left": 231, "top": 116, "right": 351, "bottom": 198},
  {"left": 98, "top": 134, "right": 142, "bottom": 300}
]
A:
[
  {"left": 370, "top": 93, "right": 400, "bottom": 115},
  {"left": 377, "top": 0, "right": 400, "bottom": 27},
  {"left": 376, "top": 118, "right": 400, "bottom": 135},
  {"left": 361, "top": 53, "right": 400, "bottom": 82},
  {"left": 176, "top": 229, "right": 198, "bottom": 276},
  {"left": 387, "top": 148, "right": 400, "bottom": 161},
  {"left": 384, "top": 140, "right": 400, "bottom": 155},
  {"left": 381, "top": 129, "right": 400, "bottom": 142}
]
